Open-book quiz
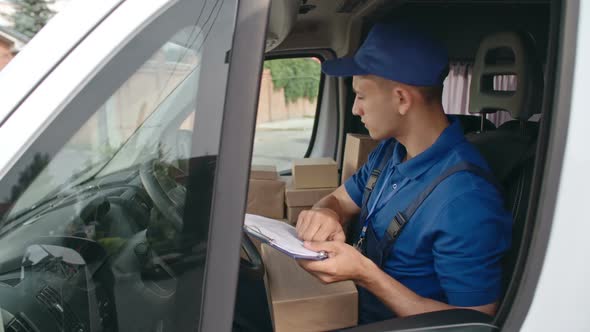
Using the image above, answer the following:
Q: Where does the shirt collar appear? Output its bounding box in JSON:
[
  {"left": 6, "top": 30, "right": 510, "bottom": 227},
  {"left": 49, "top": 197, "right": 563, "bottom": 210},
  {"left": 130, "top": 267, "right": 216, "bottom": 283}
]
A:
[{"left": 391, "top": 115, "right": 465, "bottom": 180}]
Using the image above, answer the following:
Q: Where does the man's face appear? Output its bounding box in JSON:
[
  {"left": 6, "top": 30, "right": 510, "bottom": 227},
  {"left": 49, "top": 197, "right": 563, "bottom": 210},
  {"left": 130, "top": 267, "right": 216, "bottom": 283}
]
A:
[{"left": 352, "top": 75, "right": 403, "bottom": 140}]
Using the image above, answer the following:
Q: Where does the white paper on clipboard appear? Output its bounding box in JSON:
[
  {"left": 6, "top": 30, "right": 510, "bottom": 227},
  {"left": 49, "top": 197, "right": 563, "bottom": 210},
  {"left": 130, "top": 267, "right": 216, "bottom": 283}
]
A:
[{"left": 244, "top": 214, "right": 328, "bottom": 260}]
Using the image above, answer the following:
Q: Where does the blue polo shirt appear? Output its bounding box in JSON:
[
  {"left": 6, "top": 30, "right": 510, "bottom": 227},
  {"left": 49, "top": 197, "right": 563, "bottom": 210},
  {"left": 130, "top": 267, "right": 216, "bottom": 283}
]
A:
[{"left": 345, "top": 116, "right": 512, "bottom": 323}]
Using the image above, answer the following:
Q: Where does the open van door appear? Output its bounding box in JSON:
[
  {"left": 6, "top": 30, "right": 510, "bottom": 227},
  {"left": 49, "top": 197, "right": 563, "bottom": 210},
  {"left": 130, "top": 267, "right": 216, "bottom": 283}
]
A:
[{"left": 0, "top": 0, "right": 270, "bottom": 331}]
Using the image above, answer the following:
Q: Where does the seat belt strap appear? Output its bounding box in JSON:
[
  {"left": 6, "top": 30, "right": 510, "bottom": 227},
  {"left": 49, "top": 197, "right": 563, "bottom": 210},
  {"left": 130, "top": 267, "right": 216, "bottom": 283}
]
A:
[{"left": 359, "top": 140, "right": 396, "bottom": 223}]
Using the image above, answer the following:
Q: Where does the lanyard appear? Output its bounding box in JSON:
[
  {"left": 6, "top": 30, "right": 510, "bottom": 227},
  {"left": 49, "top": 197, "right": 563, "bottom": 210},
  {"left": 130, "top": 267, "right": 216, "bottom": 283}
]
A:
[{"left": 355, "top": 167, "right": 405, "bottom": 250}]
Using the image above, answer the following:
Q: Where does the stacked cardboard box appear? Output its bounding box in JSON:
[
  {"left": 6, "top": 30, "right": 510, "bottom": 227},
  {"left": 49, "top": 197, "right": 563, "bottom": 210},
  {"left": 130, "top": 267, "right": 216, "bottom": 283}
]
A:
[
  {"left": 261, "top": 244, "right": 358, "bottom": 332},
  {"left": 292, "top": 158, "right": 339, "bottom": 189},
  {"left": 250, "top": 165, "right": 279, "bottom": 180},
  {"left": 249, "top": 141, "right": 379, "bottom": 331},
  {"left": 285, "top": 158, "right": 339, "bottom": 225},
  {"left": 341, "top": 133, "right": 379, "bottom": 182},
  {"left": 246, "top": 165, "right": 286, "bottom": 219},
  {"left": 253, "top": 160, "right": 357, "bottom": 331},
  {"left": 284, "top": 178, "right": 334, "bottom": 225}
]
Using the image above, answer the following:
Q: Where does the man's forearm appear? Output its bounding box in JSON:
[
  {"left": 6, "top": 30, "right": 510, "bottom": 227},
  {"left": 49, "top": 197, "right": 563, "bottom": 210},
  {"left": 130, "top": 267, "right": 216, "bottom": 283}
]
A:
[{"left": 356, "top": 259, "right": 462, "bottom": 317}]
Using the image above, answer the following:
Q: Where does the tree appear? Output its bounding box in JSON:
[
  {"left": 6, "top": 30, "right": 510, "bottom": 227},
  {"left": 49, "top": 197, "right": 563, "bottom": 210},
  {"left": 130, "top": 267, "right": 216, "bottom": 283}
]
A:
[
  {"left": 10, "top": 0, "right": 55, "bottom": 38},
  {"left": 264, "top": 58, "right": 321, "bottom": 104}
]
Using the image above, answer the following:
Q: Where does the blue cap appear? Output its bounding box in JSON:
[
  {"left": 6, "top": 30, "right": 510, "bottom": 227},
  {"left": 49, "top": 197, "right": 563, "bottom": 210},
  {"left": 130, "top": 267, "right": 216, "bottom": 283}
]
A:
[{"left": 322, "top": 22, "right": 449, "bottom": 86}]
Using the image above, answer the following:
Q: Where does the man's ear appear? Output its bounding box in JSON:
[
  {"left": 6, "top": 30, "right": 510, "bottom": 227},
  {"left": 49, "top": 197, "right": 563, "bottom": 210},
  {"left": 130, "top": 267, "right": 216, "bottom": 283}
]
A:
[{"left": 393, "top": 85, "right": 412, "bottom": 115}]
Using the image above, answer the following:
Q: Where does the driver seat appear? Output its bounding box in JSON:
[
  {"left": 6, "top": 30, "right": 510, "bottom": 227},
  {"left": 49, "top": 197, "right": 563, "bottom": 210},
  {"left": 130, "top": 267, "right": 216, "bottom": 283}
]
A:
[
  {"left": 465, "top": 30, "right": 544, "bottom": 313},
  {"left": 343, "top": 29, "right": 544, "bottom": 332}
]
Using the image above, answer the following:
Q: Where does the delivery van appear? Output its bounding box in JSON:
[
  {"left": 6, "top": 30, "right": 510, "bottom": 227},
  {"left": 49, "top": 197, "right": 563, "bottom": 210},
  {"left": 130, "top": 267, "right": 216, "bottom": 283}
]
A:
[{"left": 0, "top": 0, "right": 587, "bottom": 331}]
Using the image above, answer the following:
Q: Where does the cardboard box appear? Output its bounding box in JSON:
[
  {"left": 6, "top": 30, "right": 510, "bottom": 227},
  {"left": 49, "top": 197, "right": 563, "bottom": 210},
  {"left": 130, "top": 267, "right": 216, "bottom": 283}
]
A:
[
  {"left": 292, "top": 158, "right": 339, "bottom": 189},
  {"left": 251, "top": 165, "right": 278, "bottom": 180},
  {"left": 283, "top": 177, "right": 335, "bottom": 225},
  {"left": 286, "top": 205, "right": 311, "bottom": 225},
  {"left": 341, "top": 134, "right": 379, "bottom": 182},
  {"left": 246, "top": 179, "right": 285, "bottom": 219},
  {"left": 285, "top": 179, "right": 334, "bottom": 208},
  {"left": 261, "top": 244, "right": 358, "bottom": 332}
]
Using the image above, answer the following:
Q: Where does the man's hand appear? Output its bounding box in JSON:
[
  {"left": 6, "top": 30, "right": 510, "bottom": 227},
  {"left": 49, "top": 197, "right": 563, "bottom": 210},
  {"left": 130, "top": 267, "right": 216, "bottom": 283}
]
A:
[
  {"left": 296, "top": 208, "right": 346, "bottom": 242},
  {"left": 298, "top": 240, "right": 374, "bottom": 284},
  {"left": 300, "top": 243, "right": 498, "bottom": 318}
]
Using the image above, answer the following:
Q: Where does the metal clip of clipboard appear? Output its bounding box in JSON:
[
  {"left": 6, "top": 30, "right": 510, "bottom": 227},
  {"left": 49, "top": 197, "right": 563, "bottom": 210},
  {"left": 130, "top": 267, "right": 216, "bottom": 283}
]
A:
[{"left": 245, "top": 225, "right": 276, "bottom": 243}]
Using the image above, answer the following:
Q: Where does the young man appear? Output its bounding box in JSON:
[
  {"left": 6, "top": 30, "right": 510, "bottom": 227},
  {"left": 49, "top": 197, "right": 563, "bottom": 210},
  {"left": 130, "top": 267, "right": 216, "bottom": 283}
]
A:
[{"left": 296, "top": 23, "right": 512, "bottom": 324}]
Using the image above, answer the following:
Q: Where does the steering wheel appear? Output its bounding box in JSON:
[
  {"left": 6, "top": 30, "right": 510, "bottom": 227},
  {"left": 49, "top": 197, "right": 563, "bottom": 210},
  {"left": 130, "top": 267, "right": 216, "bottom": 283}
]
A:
[
  {"left": 139, "top": 159, "right": 264, "bottom": 279},
  {"left": 139, "top": 160, "right": 184, "bottom": 231}
]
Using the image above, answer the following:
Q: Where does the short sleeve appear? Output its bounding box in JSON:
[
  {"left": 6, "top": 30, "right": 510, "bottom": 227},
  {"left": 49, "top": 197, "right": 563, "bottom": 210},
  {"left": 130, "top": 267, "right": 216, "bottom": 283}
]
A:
[
  {"left": 433, "top": 189, "right": 512, "bottom": 307},
  {"left": 344, "top": 140, "right": 389, "bottom": 207}
]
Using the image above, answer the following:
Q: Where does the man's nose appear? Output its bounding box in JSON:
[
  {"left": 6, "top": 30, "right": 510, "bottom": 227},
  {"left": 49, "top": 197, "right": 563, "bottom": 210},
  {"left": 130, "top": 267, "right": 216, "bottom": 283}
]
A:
[{"left": 352, "top": 99, "right": 361, "bottom": 116}]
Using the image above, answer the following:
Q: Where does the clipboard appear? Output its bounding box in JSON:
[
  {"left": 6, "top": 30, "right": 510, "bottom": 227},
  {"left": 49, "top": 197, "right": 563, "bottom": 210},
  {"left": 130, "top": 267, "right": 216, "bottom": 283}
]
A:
[{"left": 244, "top": 214, "right": 328, "bottom": 260}]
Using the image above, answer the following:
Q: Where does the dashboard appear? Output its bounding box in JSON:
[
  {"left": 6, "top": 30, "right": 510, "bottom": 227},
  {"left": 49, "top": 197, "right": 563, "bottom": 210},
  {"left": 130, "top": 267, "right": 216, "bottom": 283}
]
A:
[{"left": 0, "top": 164, "right": 187, "bottom": 331}]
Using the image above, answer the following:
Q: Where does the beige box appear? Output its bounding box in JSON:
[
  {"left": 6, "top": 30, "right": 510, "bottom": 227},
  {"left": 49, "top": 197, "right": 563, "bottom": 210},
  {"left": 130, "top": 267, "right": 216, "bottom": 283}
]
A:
[
  {"left": 285, "top": 178, "right": 334, "bottom": 208},
  {"left": 261, "top": 244, "right": 358, "bottom": 332},
  {"left": 250, "top": 165, "right": 278, "bottom": 180},
  {"left": 286, "top": 205, "right": 311, "bottom": 225},
  {"left": 292, "top": 158, "right": 339, "bottom": 189},
  {"left": 341, "top": 134, "right": 379, "bottom": 182},
  {"left": 246, "top": 179, "right": 285, "bottom": 219}
]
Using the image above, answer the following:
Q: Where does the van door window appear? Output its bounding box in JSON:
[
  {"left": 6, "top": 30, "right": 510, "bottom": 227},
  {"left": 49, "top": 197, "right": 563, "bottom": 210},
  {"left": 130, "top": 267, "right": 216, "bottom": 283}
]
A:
[{"left": 252, "top": 57, "right": 323, "bottom": 171}]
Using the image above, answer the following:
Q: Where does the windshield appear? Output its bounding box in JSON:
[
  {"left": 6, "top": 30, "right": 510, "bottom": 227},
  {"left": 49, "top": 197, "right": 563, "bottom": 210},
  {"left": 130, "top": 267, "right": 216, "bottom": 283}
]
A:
[
  {"left": 1, "top": 26, "right": 202, "bottom": 222},
  {"left": 0, "top": 0, "right": 239, "bottom": 329}
]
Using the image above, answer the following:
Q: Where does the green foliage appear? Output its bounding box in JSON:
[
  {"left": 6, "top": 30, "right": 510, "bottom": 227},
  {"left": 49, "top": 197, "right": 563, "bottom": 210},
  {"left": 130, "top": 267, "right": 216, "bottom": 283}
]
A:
[
  {"left": 10, "top": 0, "right": 55, "bottom": 38},
  {"left": 96, "top": 143, "right": 118, "bottom": 160},
  {"left": 97, "top": 237, "right": 128, "bottom": 256},
  {"left": 264, "top": 58, "right": 321, "bottom": 104}
]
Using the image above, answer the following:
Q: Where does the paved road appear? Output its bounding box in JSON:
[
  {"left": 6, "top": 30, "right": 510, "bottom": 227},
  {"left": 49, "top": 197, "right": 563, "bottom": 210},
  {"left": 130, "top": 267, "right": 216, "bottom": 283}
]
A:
[{"left": 251, "top": 118, "right": 314, "bottom": 172}]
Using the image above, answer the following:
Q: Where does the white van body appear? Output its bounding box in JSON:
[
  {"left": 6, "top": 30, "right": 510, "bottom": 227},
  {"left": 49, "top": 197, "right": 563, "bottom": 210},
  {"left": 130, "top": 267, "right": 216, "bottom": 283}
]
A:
[{"left": 0, "top": 0, "right": 587, "bottom": 331}]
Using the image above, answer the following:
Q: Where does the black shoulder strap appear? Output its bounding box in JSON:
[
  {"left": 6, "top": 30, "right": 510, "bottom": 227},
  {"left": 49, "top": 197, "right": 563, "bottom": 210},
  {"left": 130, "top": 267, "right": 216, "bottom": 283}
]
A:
[
  {"left": 359, "top": 140, "right": 396, "bottom": 222},
  {"left": 385, "top": 162, "right": 501, "bottom": 240}
]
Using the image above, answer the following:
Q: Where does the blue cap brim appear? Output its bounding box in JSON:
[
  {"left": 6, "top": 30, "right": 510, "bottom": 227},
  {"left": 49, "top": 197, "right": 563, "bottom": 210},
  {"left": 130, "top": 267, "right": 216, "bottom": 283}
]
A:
[{"left": 322, "top": 57, "right": 369, "bottom": 77}]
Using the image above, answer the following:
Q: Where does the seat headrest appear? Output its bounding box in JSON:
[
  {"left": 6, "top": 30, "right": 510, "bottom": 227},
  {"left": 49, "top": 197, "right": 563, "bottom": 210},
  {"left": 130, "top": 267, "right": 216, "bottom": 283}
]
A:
[{"left": 469, "top": 31, "right": 543, "bottom": 121}]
